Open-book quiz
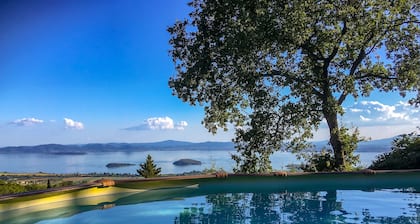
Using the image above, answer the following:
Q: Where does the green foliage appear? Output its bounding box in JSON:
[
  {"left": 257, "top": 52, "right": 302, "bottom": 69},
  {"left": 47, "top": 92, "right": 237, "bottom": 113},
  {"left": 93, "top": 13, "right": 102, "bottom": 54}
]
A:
[
  {"left": 301, "top": 149, "right": 335, "bottom": 172},
  {"left": 202, "top": 162, "right": 225, "bottom": 174},
  {"left": 59, "top": 181, "right": 74, "bottom": 187},
  {"left": 370, "top": 132, "right": 420, "bottom": 170},
  {"left": 0, "top": 181, "right": 46, "bottom": 195},
  {"left": 301, "top": 127, "right": 363, "bottom": 172},
  {"left": 168, "top": 0, "right": 420, "bottom": 173},
  {"left": 336, "top": 126, "right": 363, "bottom": 170},
  {"left": 137, "top": 154, "right": 162, "bottom": 178}
]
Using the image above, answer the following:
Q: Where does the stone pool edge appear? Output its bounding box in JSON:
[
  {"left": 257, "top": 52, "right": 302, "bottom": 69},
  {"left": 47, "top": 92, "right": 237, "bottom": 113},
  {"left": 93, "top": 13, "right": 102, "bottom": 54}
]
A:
[{"left": 1, "top": 169, "right": 419, "bottom": 204}]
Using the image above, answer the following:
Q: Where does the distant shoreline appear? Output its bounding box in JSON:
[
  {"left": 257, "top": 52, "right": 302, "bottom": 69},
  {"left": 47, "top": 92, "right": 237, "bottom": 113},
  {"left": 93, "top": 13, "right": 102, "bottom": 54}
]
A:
[{"left": 0, "top": 138, "right": 392, "bottom": 155}]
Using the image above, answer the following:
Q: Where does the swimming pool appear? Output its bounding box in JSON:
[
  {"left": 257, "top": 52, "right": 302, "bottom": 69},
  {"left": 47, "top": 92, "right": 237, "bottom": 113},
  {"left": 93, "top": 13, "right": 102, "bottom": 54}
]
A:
[{"left": 1, "top": 172, "right": 419, "bottom": 224}]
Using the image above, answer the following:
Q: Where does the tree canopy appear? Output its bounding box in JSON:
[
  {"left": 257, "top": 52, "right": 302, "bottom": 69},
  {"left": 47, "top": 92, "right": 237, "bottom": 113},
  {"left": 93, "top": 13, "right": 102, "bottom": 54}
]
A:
[{"left": 168, "top": 0, "right": 420, "bottom": 172}]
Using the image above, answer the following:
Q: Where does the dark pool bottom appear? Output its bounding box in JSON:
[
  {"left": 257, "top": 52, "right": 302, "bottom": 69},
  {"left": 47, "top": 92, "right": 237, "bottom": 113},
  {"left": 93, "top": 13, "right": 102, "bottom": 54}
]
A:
[{"left": 2, "top": 172, "right": 420, "bottom": 224}]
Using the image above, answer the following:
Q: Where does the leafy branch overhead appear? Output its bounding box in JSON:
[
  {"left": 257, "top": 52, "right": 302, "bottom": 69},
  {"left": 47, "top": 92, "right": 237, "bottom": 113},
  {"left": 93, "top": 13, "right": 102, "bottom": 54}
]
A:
[{"left": 169, "top": 0, "right": 420, "bottom": 172}]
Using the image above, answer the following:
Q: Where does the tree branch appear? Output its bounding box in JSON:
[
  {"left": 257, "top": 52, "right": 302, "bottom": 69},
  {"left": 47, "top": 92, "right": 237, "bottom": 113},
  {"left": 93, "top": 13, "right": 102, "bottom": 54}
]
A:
[
  {"left": 326, "top": 20, "right": 347, "bottom": 64},
  {"left": 263, "top": 70, "right": 324, "bottom": 98},
  {"left": 338, "top": 93, "right": 347, "bottom": 105},
  {"left": 301, "top": 34, "right": 325, "bottom": 62}
]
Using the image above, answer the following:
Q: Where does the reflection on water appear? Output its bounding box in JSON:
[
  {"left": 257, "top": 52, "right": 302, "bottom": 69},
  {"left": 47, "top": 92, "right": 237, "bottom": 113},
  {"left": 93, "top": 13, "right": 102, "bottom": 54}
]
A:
[
  {"left": 5, "top": 188, "right": 416, "bottom": 224},
  {"left": 176, "top": 190, "right": 419, "bottom": 224},
  {"left": 3, "top": 174, "right": 419, "bottom": 224}
]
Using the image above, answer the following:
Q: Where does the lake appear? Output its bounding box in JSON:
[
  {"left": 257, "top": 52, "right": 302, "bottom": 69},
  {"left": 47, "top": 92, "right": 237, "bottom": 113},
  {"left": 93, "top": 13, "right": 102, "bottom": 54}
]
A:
[{"left": 0, "top": 151, "right": 381, "bottom": 174}]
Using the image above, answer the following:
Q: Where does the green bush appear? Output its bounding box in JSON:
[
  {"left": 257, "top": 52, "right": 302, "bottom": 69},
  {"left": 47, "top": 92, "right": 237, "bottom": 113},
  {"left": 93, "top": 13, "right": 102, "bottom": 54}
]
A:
[
  {"left": 59, "top": 181, "right": 74, "bottom": 187},
  {"left": 301, "top": 149, "right": 335, "bottom": 172},
  {"left": 370, "top": 132, "right": 420, "bottom": 170},
  {"left": 300, "top": 127, "right": 362, "bottom": 172},
  {"left": 0, "top": 181, "right": 46, "bottom": 195}
]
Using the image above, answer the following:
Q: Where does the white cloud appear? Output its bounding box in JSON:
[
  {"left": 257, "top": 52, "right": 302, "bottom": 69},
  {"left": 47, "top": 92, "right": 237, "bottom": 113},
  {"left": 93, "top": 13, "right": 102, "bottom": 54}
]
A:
[
  {"left": 175, "top": 121, "right": 188, "bottom": 130},
  {"left": 361, "top": 100, "right": 409, "bottom": 121},
  {"left": 350, "top": 108, "right": 363, "bottom": 113},
  {"left": 10, "top": 117, "right": 44, "bottom": 126},
  {"left": 147, "top": 117, "right": 174, "bottom": 130},
  {"left": 346, "top": 100, "right": 419, "bottom": 126},
  {"left": 125, "top": 116, "right": 188, "bottom": 131},
  {"left": 64, "top": 118, "right": 84, "bottom": 130},
  {"left": 359, "top": 115, "right": 371, "bottom": 122},
  {"left": 396, "top": 101, "right": 410, "bottom": 107}
]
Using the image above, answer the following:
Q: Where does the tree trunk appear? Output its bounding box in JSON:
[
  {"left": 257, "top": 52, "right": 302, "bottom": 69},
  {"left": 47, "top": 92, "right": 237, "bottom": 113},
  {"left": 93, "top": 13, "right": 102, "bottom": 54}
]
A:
[{"left": 324, "top": 110, "right": 345, "bottom": 170}]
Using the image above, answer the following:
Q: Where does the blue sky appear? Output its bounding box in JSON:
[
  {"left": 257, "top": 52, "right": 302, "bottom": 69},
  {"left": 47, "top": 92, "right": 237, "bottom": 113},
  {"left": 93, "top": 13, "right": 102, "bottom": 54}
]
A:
[{"left": 0, "top": 0, "right": 418, "bottom": 147}]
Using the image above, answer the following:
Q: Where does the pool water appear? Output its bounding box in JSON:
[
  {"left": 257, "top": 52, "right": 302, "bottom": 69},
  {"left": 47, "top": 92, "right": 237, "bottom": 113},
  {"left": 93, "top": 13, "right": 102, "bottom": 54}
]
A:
[
  {"left": 2, "top": 173, "right": 420, "bottom": 224},
  {"left": 34, "top": 190, "right": 419, "bottom": 224}
]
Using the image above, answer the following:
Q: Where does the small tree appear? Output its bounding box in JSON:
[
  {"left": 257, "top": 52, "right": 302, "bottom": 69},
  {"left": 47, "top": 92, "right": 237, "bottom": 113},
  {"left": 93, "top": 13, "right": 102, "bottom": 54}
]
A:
[{"left": 137, "top": 154, "right": 161, "bottom": 178}]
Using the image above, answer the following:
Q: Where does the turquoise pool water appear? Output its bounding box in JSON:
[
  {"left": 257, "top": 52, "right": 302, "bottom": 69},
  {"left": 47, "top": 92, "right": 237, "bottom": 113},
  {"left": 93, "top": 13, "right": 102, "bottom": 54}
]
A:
[
  {"left": 2, "top": 173, "right": 420, "bottom": 224},
  {"left": 36, "top": 189, "right": 419, "bottom": 224}
]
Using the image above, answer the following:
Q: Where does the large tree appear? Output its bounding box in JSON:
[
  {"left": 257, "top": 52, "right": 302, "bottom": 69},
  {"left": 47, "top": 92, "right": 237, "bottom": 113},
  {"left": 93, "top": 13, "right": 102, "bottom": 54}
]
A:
[{"left": 168, "top": 0, "right": 420, "bottom": 172}]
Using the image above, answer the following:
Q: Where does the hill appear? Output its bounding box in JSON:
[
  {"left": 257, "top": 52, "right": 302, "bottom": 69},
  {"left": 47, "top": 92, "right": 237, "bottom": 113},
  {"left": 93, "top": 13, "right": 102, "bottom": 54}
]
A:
[
  {"left": 0, "top": 141, "right": 235, "bottom": 154},
  {"left": 0, "top": 138, "right": 392, "bottom": 154},
  {"left": 313, "top": 138, "right": 393, "bottom": 152}
]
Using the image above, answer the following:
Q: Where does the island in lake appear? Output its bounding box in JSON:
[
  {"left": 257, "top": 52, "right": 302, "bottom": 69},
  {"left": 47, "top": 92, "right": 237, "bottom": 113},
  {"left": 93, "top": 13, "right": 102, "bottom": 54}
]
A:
[
  {"left": 106, "top": 163, "right": 136, "bottom": 168},
  {"left": 173, "top": 159, "right": 202, "bottom": 166}
]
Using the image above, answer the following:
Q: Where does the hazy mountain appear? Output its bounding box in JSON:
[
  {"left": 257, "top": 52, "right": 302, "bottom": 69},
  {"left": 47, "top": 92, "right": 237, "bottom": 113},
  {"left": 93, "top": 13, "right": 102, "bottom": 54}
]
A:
[
  {"left": 0, "top": 141, "right": 235, "bottom": 154},
  {"left": 312, "top": 137, "right": 393, "bottom": 152},
  {"left": 0, "top": 138, "right": 393, "bottom": 154}
]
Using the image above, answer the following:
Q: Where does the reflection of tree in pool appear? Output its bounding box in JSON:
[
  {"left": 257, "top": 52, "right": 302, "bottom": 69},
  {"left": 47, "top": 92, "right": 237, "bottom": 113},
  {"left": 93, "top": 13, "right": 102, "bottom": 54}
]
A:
[
  {"left": 249, "top": 193, "right": 281, "bottom": 223},
  {"left": 175, "top": 193, "right": 248, "bottom": 223},
  {"left": 175, "top": 192, "right": 340, "bottom": 223},
  {"left": 174, "top": 191, "right": 418, "bottom": 223},
  {"left": 280, "top": 190, "right": 346, "bottom": 223},
  {"left": 361, "top": 208, "right": 419, "bottom": 224}
]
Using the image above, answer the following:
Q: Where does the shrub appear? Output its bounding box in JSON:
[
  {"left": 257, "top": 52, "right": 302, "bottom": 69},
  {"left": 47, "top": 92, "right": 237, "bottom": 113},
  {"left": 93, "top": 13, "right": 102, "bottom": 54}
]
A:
[
  {"left": 0, "top": 181, "right": 46, "bottom": 195},
  {"left": 301, "top": 149, "right": 335, "bottom": 172},
  {"left": 300, "top": 127, "right": 362, "bottom": 172},
  {"left": 370, "top": 132, "right": 420, "bottom": 170}
]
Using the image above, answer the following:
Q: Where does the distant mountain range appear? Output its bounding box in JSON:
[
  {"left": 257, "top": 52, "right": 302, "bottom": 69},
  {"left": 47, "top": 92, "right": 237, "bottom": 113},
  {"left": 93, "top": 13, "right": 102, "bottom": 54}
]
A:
[
  {"left": 0, "top": 140, "right": 235, "bottom": 154},
  {"left": 0, "top": 138, "right": 393, "bottom": 154},
  {"left": 312, "top": 137, "right": 393, "bottom": 152}
]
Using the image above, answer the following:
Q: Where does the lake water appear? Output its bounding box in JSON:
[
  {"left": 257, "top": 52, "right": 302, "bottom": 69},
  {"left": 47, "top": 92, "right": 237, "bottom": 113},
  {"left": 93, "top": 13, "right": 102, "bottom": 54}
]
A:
[{"left": 0, "top": 151, "right": 381, "bottom": 174}]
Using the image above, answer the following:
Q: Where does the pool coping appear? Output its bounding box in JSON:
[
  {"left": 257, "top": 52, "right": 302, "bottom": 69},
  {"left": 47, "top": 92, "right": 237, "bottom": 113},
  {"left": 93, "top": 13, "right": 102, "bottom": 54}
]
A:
[{"left": 1, "top": 169, "right": 420, "bottom": 202}]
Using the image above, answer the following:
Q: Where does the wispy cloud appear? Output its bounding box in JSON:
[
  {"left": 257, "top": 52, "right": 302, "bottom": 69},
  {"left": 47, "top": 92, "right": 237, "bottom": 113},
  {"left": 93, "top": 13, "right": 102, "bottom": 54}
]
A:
[
  {"left": 346, "top": 100, "right": 419, "bottom": 125},
  {"left": 64, "top": 118, "right": 84, "bottom": 130},
  {"left": 124, "top": 116, "right": 188, "bottom": 131},
  {"left": 176, "top": 121, "right": 188, "bottom": 130},
  {"left": 359, "top": 115, "right": 371, "bottom": 122},
  {"left": 10, "top": 117, "right": 44, "bottom": 126},
  {"left": 349, "top": 108, "right": 363, "bottom": 113}
]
